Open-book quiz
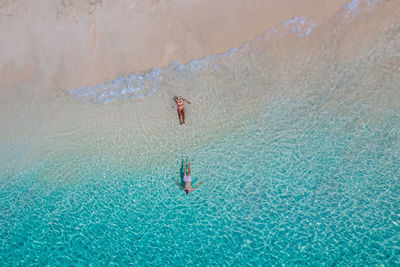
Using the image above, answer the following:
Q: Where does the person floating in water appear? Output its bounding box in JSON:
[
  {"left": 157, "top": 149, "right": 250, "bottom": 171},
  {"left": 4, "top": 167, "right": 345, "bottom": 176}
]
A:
[
  {"left": 174, "top": 96, "right": 191, "bottom": 124},
  {"left": 175, "top": 161, "right": 202, "bottom": 195}
]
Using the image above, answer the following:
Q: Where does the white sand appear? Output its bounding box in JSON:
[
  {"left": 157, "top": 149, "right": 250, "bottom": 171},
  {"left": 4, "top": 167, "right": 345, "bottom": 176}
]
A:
[{"left": 1, "top": 0, "right": 348, "bottom": 90}]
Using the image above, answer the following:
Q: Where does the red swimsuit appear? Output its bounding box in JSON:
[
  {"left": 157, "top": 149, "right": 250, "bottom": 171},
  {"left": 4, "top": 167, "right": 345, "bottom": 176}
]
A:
[{"left": 176, "top": 99, "right": 184, "bottom": 110}]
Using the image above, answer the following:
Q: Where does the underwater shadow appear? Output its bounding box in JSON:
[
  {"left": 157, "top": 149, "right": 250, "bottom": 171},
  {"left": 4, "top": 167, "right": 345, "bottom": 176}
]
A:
[
  {"left": 179, "top": 159, "right": 185, "bottom": 183},
  {"left": 172, "top": 159, "right": 186, "bottom": 188}
]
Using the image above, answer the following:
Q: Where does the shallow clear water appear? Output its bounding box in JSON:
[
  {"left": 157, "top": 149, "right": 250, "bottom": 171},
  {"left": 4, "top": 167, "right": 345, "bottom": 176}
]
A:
[
  {"left": 2, "top": 95, "right": 399, "bottom": 265},
  {"left": 1, "top": 1, "right": 400, "bottom": 265}
]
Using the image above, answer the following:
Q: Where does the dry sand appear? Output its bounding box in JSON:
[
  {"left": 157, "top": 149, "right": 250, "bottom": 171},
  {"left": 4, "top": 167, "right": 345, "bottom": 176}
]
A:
[{"left": 1, "top": 0, "right": 348, "bottom": 90}]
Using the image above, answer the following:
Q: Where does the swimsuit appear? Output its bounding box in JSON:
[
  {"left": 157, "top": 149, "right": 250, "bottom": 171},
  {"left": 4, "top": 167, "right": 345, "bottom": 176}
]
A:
[
  {"left": 184, "top": 175, "right": 192, "bottom": 182},
  {"left": 176, "top": 99, "right": 184, "bottom": 110}
]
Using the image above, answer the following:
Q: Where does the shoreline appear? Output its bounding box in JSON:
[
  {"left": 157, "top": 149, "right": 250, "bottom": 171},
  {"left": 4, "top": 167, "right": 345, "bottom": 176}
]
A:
[
  {"left": 1, "top": 0, "right": 348, "bottom": 90},
  {"left": 1, "top": 0, "right": 397, "bottom": 174}
]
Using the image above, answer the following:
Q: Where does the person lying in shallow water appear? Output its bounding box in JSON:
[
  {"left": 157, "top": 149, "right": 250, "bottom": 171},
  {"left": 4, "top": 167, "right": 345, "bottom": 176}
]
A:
[
  {"left": 174, "top": 96, "right": 191, "bottom": 124},
  {"left": 175, "top": 161, "right": 203, "bottom": 195}
]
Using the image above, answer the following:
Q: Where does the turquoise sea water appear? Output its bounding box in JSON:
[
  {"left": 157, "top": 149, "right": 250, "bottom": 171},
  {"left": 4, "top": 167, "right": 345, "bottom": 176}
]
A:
[
  {"left": 2, "top": 94, "right": 399, "bottom": 265},
  {"left": 1, "top": 1, "right": 400, "bottom": 265}
]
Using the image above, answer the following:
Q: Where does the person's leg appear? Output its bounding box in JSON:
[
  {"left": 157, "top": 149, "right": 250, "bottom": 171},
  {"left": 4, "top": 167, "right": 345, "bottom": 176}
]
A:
[
  {"left": 184, "top": 161, "right": 187, "bottom": 176},
  {"left": 188, "top": 161, "right": 191, "bottom": 176},
  {"left": 177, "top": 109, "right": 183, "bottom": 124},
  {"left": 182, "top": 108, "right": 185, "bottom": 124}
]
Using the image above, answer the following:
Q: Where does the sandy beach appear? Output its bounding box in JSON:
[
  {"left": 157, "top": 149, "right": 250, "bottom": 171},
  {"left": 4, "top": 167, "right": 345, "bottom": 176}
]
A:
[{"left": 1, "top": 0, "right": 348, "bottom": 90}]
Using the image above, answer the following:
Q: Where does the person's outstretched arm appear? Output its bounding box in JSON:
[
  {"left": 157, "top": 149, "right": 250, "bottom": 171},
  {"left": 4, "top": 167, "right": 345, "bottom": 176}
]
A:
[
  {"left": 184, "top": 98, "right": 191, "bottom": 104},
  {"left": 192, "top": 182, "right": 203, "bottom": 191},
  {"left": 174, "top": 180, "right": 185, "bottom": 191}
]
